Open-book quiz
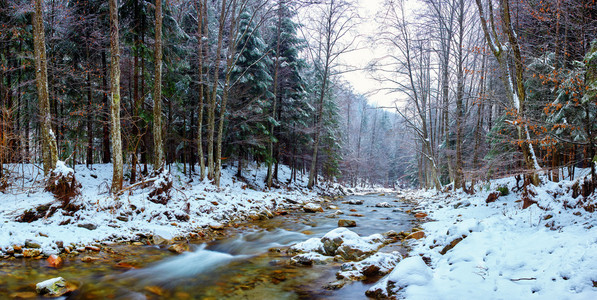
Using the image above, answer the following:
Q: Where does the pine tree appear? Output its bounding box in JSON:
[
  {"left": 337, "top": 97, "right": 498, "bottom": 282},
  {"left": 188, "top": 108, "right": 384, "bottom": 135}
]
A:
[{"left": 228, "top": 9, "right": 273, "bottom": 177}]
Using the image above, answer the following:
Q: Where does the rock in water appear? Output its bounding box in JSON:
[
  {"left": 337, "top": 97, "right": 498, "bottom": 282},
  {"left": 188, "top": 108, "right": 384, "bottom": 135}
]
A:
[
  {"left": 47, "top": 254, "right": 63, "bottom": 268},
  {"left": 345, "top": 199, "right": 364, "bottom": 205},
  {"left": 338, "top": 219, "right": 357, "bottom": 227},
  {"left": 303, "top": 203, "right": 324, "bottom": 213},
  {"left": 36, "top": 277, "right": 67, "bottom": 296},
  {"left": 375, "top": 202, "right": 393, "bottom": 208},
  {"left": 168, "top": 243, "right": 189, "bottom": 254}
]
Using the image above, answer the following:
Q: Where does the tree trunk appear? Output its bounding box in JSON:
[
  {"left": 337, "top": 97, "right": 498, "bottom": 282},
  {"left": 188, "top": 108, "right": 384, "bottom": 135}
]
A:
[
  {"left": 197, "top": 0, "right": 207, "bottom": 180},
  {"left": 33, "top": 0, "right": 58, "bottom": 176},
  {"left": 153, "top": 0, "right": 164, "bottom": 169},
  {"left": 109, "top": 0, "right": 124, "bottom": 193},
  {"left": 101, "top": 51, "right": 111, "bottom": 164}
]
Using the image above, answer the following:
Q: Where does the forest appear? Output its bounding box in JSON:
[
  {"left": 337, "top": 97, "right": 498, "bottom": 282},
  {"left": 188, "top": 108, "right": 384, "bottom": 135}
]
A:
[
  {"left": 0, "top": 0, "right": 408, "bottom": 194},
  {"left": 1, "top": 0, "right": 597, "bottom": 299}
]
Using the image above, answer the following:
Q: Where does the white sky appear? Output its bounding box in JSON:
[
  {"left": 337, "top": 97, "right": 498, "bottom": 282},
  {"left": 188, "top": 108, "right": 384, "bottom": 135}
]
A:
[{"left": 339, "top": 0, "right": 421, "bottom": 109}]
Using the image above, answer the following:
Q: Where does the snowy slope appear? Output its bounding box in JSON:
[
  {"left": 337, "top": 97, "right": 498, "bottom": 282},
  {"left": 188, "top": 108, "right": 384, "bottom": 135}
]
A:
[
  {"left": 0, "top": 162, "right": 329, "bottom": 256},
  {"left": 374, "top": 174, "right": 597, "bottom": 299}
]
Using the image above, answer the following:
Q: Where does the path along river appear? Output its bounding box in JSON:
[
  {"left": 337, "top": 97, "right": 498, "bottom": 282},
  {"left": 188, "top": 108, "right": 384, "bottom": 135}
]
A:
[{"left": 0, "top": 193, "right": 417, "bottom": 299}]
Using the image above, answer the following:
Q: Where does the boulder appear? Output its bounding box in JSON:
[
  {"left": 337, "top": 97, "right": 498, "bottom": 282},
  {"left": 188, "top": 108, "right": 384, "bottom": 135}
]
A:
[
  {"left": 375, "top": 202, "right": 393, "bottom": 208},
  {"left": 303, "top": 203, "right": 324, "bottom": 213},
  {"left": 338, "top": 219, "right": 357, "bottom": 227},
  {"left": 36, "top": 277, "right": 68, "bottom": 296},
  {"left": 321, "top": 228, "right": 361, "bottom": 255}
]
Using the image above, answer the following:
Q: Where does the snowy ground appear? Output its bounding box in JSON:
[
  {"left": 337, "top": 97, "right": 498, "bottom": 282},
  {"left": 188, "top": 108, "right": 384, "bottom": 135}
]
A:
[
  {"left": 0, "top": 162, "right": 333, "bottom": 256},
  {"left": 373, "top": 172, "right": 597, "bottom": 299}
]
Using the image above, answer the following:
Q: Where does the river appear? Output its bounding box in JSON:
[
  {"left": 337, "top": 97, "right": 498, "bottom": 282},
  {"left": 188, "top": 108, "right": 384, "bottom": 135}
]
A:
[{"left": 0, "top": 193, "right": 416, "bottom": 299}]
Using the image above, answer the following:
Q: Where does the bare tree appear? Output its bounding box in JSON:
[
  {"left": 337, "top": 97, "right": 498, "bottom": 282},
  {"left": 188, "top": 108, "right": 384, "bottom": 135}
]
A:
[
  {"left": 474, "top": 0, "right": 540, "bottom": 185},
  {"left": 302, "top": 0, "right": 357, "bottom": 189}
]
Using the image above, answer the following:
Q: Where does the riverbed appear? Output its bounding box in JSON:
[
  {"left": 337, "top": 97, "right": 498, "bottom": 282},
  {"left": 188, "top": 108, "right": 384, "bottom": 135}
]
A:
[{"left": 0, "top": 193, "right": 416, "bottom": 299}]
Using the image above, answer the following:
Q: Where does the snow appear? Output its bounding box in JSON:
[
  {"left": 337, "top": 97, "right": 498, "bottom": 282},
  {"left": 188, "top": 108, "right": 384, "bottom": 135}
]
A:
[
  {"left": 0, "top": 162, "right": 324, "bottom": 255},
  {"left": 290, "top": 237, "right": 324, "bottom": 253},
  {"left": 389, "top": 173, "right": 597, "bottom": 299},
  {"left": 338, "top": 251, "right": 402, "bottom": 280}
]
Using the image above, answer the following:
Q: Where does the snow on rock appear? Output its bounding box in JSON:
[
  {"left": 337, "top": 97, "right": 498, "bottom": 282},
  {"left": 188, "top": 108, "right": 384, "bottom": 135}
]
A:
[
  {"left": 337, "top": 251, "right": 402, "bottom": 280},
  {"left": 289, "top": 237, "right": 324, "bottom": 254},
  {"left": 303, "top": 202, "right": 324, "bottom": 213},
  {"left": 290, "top": 227, "right": 387, "bottom": 263},
  {"left": 375, "top": 202, "right": 393, "bottom": 208},
  {"left": 366, "top": 256, "right": 432, "bottom": 299},
  {"left": 290, "top": 252, "right": 333, "bottom": 266},
  {"left": 36, "top": 277, "right": 68, "bottom": 296}
]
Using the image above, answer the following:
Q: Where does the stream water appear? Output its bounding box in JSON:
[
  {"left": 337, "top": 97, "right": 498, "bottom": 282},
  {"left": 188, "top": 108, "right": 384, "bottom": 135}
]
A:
[{"left": 0, "top": 193, "right": 416, "bottom": 299}]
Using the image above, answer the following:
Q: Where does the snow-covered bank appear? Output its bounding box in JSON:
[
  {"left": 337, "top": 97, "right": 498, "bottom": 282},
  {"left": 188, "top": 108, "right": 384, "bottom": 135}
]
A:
[
  {"left": 373, "top": 174, "right": 597, "bottom": 299},
  {"left": 0, "top": 163, "right": 334, "bottom": 257}
]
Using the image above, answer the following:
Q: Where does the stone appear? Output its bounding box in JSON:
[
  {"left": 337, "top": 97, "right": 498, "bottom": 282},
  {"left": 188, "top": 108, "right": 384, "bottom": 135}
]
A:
[
  {"left": 414, "top": 212, "right": 428, "bottom": 218},
  {"left": 406, "top": 231, "right": 425, "bottom": 240},
  {"left": 55, "top": 241, "right": 64, "bottom": 249},
  {"left": 113, "top": 262, "right": 137, "bottom": 269},
  {"left": 168, "top": 243, "right": 189, "bottom": 254},
  {"left": 303, "top": 203, "right": 324, "bottom": 213},
  {"left": 13, "top": 245, "right": 22, "bottom": 253},
  {"left": 348, "top": 213, "right": 364, "bottom": 217},
  {"left": 336, "top": 243, "right": 376, "bottom": 261},
  {"left": 209, "top": 223, "right": 224, "bottom": 230},
  {"left": 81, "top": 256, "right": 100, "bottom": 263},
  {"left": 153, "top": 234, "right": 172, "bottom": 245},
  {"left": 486, "top": 192, "right": 500, "bottom": 203},
  {"left": 36, "top": 277, "right": 67, "bottom": 296},
  {"left": 338, "top": 219, "right": 357, "bottom": 227},
  {"left": 439, "top": 236, "right": 466, "bottom": 255},
  {"left": 375, "top": 202, "right": 393, "bottom": 208},
  {"left": 345, "top": 199, "right": 364, "bottom": 205},
  {"left": 22, "top": 249, "right": 42, "bottom": 258},
  {"left": 85, "top": 246, "right": 101, "bottom": 252},
  {"left": 24, "top": 240, "right": 41, "bottom": 249},
  {"left": 77, "top": 223, "right": 97, "bottom": 230},
  {"left": 290, "top": 253, "right": 333, "bottom": 266},
  {"left": 47, "top": 254, "right": 63, "bottom": 268},
  {"left": 323, "top": 280, "right": 347, "bottom": 290},
  {"left": 383, "top": 230, "right": 400, "bottom": 238}
]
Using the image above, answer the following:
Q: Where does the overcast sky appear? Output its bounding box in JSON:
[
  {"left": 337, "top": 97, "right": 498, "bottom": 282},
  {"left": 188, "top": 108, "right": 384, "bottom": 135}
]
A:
[{"left": 339, "top": 0, "right": 421, "bottom": 109}]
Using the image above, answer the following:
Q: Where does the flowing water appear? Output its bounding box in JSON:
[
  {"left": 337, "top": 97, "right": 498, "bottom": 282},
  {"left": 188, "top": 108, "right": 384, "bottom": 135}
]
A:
[{"left": 0, "top": 194, "right": 416, "bottom": 299}]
